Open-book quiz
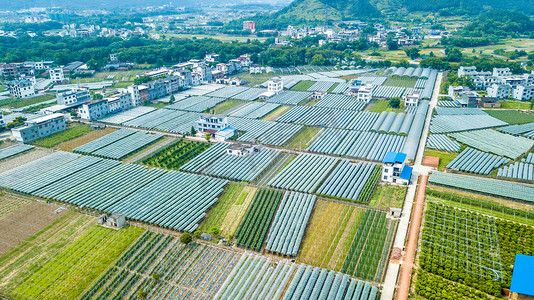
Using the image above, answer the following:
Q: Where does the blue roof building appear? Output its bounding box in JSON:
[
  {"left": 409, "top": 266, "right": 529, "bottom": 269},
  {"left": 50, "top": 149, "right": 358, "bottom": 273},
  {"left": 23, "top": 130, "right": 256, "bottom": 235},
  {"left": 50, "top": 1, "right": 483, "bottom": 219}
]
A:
[
  {"left": 511, "top": 254, "right": 534, "bottom": 297},
  {"left": 383, "top": 152, "right": 407, "bottom": 165},
  {"left": 382, "top": 152, "right": 412, "bottom": 185}
]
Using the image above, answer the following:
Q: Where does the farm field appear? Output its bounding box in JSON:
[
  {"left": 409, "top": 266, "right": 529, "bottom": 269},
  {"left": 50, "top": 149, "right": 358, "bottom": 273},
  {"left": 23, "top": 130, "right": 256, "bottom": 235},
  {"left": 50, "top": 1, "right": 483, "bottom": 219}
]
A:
[
  {"left": 212, "top": 99, "right": 247, "bottom": 114},
  {"left": 234, "top": 188, "right": 283, "bottom": 252},
  {"left": 32, "top": 123, "right": 93, "bottom": 148},
  {"left": 262, "top": 105, "right": 292, "bottom": 121},
  {"left": 13, "top": 225, "right": 143, "bottom": 299},
  {"left": 382, "top": 77, "right": 417, "bottom": 88},
  {"left": 369, "top": 185, "right": 406, "bottom": 210},
  {"left": 0, "top": 200, "right": 69, "bottom": 255},
  {"left": 298, "top": 200, "right": 364, "bottom": 271},
  {"left": 0, "top": 94, "right": 55, "bottom": 108},
  {"left": 424, "top": 149, "right": 458, "bottom": 171},
  {"left": 369, "top": 100, "right": 404, "bottom": 113},
  {"left": 0, "top": 213, "right": 94, "bottom": 294},
  {"left": 0, "top": 148, "right": 53, "bottom": 173},
  {"left": 283, "top": 126, "right": 321, "bottom": 149},
  {"left": 54, "top": 127, "right": 117, "bottom": 152},
  {"left": 83, "top": 232, "right": 240, "bottom": 300},
  {"left": 498, "top": 100, "right": 534, "bottom": 110},
  {"left": 291, "top": 80, "right": 315, "bottom": 91},
  {"left": 198, "top": 183, "right": 257, "bottom": 239},
  {"left": 485, "top": 110, "right": 534, "bottom": 124},
  {"left": 140, "top": 139, "right": 210, "bottom": 171},
  {"left": 0, "top": 192, "right": 31, "bottom": 220}
]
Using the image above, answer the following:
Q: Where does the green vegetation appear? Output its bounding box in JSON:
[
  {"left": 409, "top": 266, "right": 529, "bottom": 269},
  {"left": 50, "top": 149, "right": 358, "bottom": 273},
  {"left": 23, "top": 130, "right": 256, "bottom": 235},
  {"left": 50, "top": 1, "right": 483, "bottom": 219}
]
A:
[
  {"left": 424, "top": 149, "right": 458, "bottom": 171},
  {"left": 460, "top": 10, "right": 534, "bottom": 39},
  {"left": 284, "top": 126, "right": 321, "bottom": 149},
  {"left": 211, "top": 99, "right": 246, "bottom": 114},
  {"left": 13, "top": 225, "right": 143, "bottom": 299},
  {"left": 357, "top": 167, "right": 382, "bottom": 204},
  {"left": 498, "top": 100, "right": 534, "bottom": 110},
  {"left": 180, "top": 233, "right": 192, "bottom": 244},
  {"left": 198, "top": 183, "right": 257, "bottom": 238},
  {"left": 369, "top": 100, "right": 404, "bottom": 113},
  {"left": 0, "top": 94, "right": 55, "bottom": 108},
  {"left": 383, "top": 77, "right": 416, "bottom": 88},
  {"left": 32, "top": 124, "right": 93, "bottom": 148},
  {"left": 327, "top": 82, "right": 339, "bottom": 93},
  {"left": 291, "top": 80, "right": 315, "bottom": 91},
  {"left": 485, "top": 110, "right": 534, "bottom": 124},
  {"left": 415, "top": 270, "right": 490, "bottom": 300},
  {"left": 145, "top": 102, "right": 166, "bottom": 108},
  {"left": 6, "top": 116, "right": 26, "bottom": 129},
  {"left": 369, "top": 185, "right": 406, "bottom": 209},
  {"left": 140, "top": 139, "right": 210, "bottom": 171},
  {"left": 235, "top": 189, "right": 283, "bottom": 252}
]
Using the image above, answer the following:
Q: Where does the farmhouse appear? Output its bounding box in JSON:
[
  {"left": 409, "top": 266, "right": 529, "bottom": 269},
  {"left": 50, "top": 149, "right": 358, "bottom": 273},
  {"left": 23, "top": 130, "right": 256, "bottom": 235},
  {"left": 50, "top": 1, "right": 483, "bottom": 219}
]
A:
[
  {"left": 11, "top": 113, "right": 66, "bottom": 143},
  {"left": 381, "top": 151, "right": 413, "bottom": 185},
  {"left": 267, "top": 77, "right": 283, "bottom": 94},
  {"left": 487, "top": 83, "right": 511, "bottom": 99},
  {"left": 348, "top": 80, "right": 373, "bottom": 102},
  {"left": 226, "top": 143, "right": 261, "bottom": 156},
  {"left": 403, "top": 91, "right": 420, "bottom": 106},
  {"left": 7, "top": 78, "right": 36, "bottom": 99},
  {"left": 456, "top": 91, "right": 480, "bottom": 108},
  {"left": 97, "top": 213, "right": 126, "bottom": 229},
  {"left": 478, "top": 96, "right": 501, "bottom": 108},
  {"left": 197, "top": 114, "right": 229, "bottom": 133}
]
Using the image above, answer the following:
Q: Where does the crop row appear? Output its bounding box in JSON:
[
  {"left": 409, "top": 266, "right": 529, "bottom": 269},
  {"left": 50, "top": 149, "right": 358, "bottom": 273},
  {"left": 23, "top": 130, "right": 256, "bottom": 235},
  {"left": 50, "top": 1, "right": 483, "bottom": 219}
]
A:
[{"left": 140, "top": 139, "right": 210, "bottom": 170}]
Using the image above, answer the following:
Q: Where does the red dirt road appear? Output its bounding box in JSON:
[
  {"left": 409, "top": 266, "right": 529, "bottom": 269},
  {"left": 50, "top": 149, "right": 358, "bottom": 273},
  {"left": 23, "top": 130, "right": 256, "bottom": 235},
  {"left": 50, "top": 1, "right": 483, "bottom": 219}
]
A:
[{"left": 395, "top": 174, "right": 427, "bottom": 300}]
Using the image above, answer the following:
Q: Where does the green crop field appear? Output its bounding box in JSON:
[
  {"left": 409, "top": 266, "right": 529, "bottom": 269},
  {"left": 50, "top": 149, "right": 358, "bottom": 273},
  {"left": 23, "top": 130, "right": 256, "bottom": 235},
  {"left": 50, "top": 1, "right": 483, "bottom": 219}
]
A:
[
  {"left": 0, "top": 94, "right": 55, "bottom": 108},
  {"left": 369, "top": 185, "right": 407, "bottom": 210},
  {"left": 12, "top": 225, "right": 143, "bottom": 299},
  {"left": 370, "top": 100, "right": 405, "bottom": 113},
  {"left": 424, "top": 149, "right": 459, "bottom": 171},
  {"left": 291, "top": 80, "right": 315, "bottom": 91},
  {"left": 284, "top": 126, "right": 321, "bottom": 149},
  {"left": 140, "top": 139, "right": 210, "bottom": 170},
  {"left": 485, "top": 110, "right": 534, "bottom": 124},
  {"left": 383, "top": 77, "right": 417, "bottom": 88},
  {"left": 32, "top": 123, "right": 93, "bottom": 148},
  {"left": 211, "top": 99, "right": 246, "bottom": 114}
]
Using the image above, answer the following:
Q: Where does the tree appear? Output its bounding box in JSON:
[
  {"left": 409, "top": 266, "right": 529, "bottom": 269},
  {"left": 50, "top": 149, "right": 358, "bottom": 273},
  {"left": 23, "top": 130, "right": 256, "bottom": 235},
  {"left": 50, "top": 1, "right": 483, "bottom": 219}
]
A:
[
  {"left": 138, "top": 290, "right": 147, "bottom": 300},
  {"left": 389, "top": 97, "right": 401, "bottom": 108},
  {"left": 180, "top": 232, "right": 192, "bottom": 244},
  {"left": 152, "top": 273, "right": 161, "bottom": 281},
  {"left": 6, "top": 116, "right": 26, "bottom": 129},
  {"left": 209, "top": 227, "right": 220, "bottom": 236},
  {"left": 530, "top": 96, "right": 534, "bottom": 110},
  {"left": 70, "top": 110, "right": 77, "bottom": 117},
  {"left": 310, "top": 54, "right": 326, "bottom": 66},
  {"left": 404, "top": 48, "right": 420, "bottom": 60},
  {"left": 205, "top": 133, "right": 211, "bottom": 141},
  {"left": 190, "top": 126, "right": 197, "bottom": 135},
  {"left": 445, "top": 47, "right": 463, "bottom": 62},
  {"left": 169, "top": 94, "right": 175, "bottom": 104}
]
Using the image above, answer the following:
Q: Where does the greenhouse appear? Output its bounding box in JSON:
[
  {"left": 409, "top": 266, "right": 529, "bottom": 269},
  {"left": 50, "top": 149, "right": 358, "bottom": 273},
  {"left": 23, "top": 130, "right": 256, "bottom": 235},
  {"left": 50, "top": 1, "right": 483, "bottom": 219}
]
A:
[
  {"left": 450, "top": 129, "right": 534, "bottom": 159},
  {"left": 314, "top": 94, "right": 367, "bottom": 111},
  {"left": 426, "top": 134, "right": 461, "bottom": 152},
  {"left": 430, "top": 114, "right": 507, "bottom": 133},
  {"left": 266, "top": 91, "right": 311, "bottom": 105},
  {"left": 73, "top": 128, "right": 136, "bottom": 154},
  {"left": 89, "top": 131, "right": 163, "bottom": 160},
  {"left": 100, "top": 106, "right": 156, "bottom": 124},
  {"left": 206, "top": 86, "right": 249, "bottom": 98},
  {"left": 446, "top": 147, "right": 509, "bottom": 175},
  {"left": 498, "top": 162, "right": 534, "bottom": 181},
  {"left": 317, "top": 160, "right": 379, "bottom": 202},
  {"left": 0, "top": 144, "right": 34, "bottom": 161},
  {"left": 307, "top": 128, "right": 348, "bottom": 154},
  {"left": 257, "top": 123, "right": 303, "bottom": 146}
]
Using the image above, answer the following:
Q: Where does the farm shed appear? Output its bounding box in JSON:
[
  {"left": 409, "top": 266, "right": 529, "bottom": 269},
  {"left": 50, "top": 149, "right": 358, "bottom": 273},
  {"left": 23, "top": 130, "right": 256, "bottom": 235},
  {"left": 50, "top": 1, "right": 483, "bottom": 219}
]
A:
[{"left": 510, "top": 254, "right": 534, "bottom": 297}]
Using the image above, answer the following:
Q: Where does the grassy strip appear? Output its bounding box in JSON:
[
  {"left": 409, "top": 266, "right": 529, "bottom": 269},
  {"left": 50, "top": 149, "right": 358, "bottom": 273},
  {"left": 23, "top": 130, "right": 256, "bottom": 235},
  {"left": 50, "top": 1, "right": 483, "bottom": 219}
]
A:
[
  {"left": 291, "top": 80, "right": 315, "bottom": 91},
  {"left": 485, "top": 110, "right": 534, "bottom": 124},
  {"left": 424, "top": 149, "right": 458, "bottom": 171},
  {"left": 32, "top": 123, "right": 93, "bottom": 148},
  {"left": 284, "top": 126, "right": 321, "bottom": 149},
  {"left": 139, "top": 139, "right": 209, "bottom": 170},
  {"left": 212, "top": 99, "right": 246, "bottom": 114},
  {"left": 369, "top": 100, "right": 405, "bottom": 113},
  {"left": 0, "top": 94, "right": 55, "bottom": 108},
  {"left": 369, "top": 184, "right": 407, "bottom": 210},
  {"left": 327, "top": 82, "right": 340, "bottom": 93}
]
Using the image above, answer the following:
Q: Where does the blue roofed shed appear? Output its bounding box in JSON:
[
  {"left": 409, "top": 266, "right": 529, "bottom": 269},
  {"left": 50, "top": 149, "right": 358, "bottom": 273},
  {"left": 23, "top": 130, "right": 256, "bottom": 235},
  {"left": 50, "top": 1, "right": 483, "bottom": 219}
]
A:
[
  {"left": 511, "top": 254, "right": 534, "bottom": 297},
  {"left": 400, "top": 165, "right": 413, "bottom": 181},
  {"left": 383, "top": 152, "right": 407, "bottom": 165}
]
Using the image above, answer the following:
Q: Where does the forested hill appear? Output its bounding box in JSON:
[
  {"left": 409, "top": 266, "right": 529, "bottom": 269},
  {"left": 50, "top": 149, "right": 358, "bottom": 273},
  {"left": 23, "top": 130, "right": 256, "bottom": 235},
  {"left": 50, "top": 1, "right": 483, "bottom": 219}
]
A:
[{"left": 270, "top": 0, "right": 534, "bottom": 23}]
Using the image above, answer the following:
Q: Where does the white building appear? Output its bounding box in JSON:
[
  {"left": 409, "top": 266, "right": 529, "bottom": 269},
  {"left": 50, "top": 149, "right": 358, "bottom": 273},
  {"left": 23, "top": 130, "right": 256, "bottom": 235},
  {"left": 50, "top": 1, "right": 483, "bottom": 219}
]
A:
[
  {"left": 197, "top": 114, "right": 228, "bottom": 133},
  {"left": 56, "top": 88, "right": 90, "bottom": 106},
  {"left": 215, "top": 126, "right": 237, "bottom": 141},
  {"left": 77, "top": 99, "right": 109, "bottom": 120},
  {"left": 403, "top": 91, "right": 421, "bottom": 106},
  {"left": 49, "top": 67, "right": 65, "bottom": 83},
  {"left": 106, "top": 93, "right": 132, "bottom": 113},
  {"left": 267, "top": 77, "right": 283, "bottom": 94},
  {"left": 381, "top": 152, "right": 412, "bottom": 185},
  {"left": 127, "top": 85, "right": 142, "bottom": 107},
  {"left": 7, "top": 78, "right": 36, "bottom": 99},
  {"left": 487, "top": 83, "right": 511, "bottom": 99},
  {"left": 11, "top": 113, "right": 66, "bottom": 143},
  {"left": 512, "top": 85, "right": 534, "bottom": 101},
  {"left": 493, "top": 67, "right": 511, "bottom": 77},
  {"left": 226, "top": 143, "right": 261, "bottom": 156},
  {"left": 448, "top": 85, "right": 469, "bottom": 98},
  {"left": 348, "top": 80, "right": 373, "bottom": 102},
  {"left": 205, "top": 54, "right": 220, "bottom": 63},
  {"left": 457, "top": 66, "right": 478, "bottom": 77}
]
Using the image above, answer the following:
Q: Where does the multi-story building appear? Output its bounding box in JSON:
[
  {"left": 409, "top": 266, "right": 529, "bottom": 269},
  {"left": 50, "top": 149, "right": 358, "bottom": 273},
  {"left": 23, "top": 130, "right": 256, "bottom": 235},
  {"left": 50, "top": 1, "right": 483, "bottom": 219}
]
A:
[
  {"left": 77, "top": 99, "right": 110, "bottom": 120},
  {"left": 493, "top": 67, "right": 511, "bottom": 77},
  {"left": 0, "top": 63, "right": 21, "bottom": 79},
  {"left": 512, "top": 85, "right": 534, "bottom": 101},
  {"left": 127, "top": 85, "right": 142, "bottom": 106},
  {"left": 457, "top": 91, "right": 480, "bottom": 108},
  {"left": 11, "top": 113, "right": 66, "bottom": 143},
  {"left": 197, "top": 114, "right": 228, "bottom": 133},
  {"left": 487, "top": 83, "right": 511, "bottom": 99},
  {"left": 106, "top": 93, "right": 132, "bottom": 113},
  {"left": 348, "top": 80, "right": 372, "bottom": 102},
  {"left": 267, "top": 77, "right": 283, "bottom": 94},
  {"left": 49, "top": 67, "right": 66, "bottom": 83},
  {"left": 7, "top": 78, "right": 36, "bottom": 99},
  {"left": 403, "top": 91, "right": 420, "bottom": 106},
  {"left": 56, "top": 88, "right": 91, "bottom": 106},
  {"left": 381, "top": 151, "right": 412, "bottom": 185},
  {"left": 243, "top": 21, "right": 256, "bottom": 32},
  {"left": 447, "top": 86, "right": 469, "bottom": 98}
]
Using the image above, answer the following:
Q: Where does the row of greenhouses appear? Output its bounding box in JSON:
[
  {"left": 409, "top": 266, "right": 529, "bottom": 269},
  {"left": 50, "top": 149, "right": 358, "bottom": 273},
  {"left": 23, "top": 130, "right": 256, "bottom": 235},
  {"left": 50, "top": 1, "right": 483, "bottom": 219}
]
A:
[
  {"left": 308, "top": 81, "right": 335, "bottom": 92},
  {"left": 314, "top": 94, "right": 367, "bottom": 111},
  {"left": 435, "top": 108, "right": 486, "bottom": 115},
  {"left": 402, "top": 100, "right": 429, "bottom": 160},
  {"left": 390, "top": 67, "right": 432, "bottom": 78},
  {"left": 120, "top": 109, "right": 198, "bottom": 134},
  {"left": 74, "top": 129, "right": 136, "bottom": 154},
  {"left": 266, "top": 91, "right": 311, "bottom": 105},
  {"left": 0, "top": 144, "right": 34, "bottom": 161},
  {"left": 450, "top": 129, "right": 534, "bottom": 159},
  {"left": 447, "top": 147, "right": 510, "bottom": 175},
  {"left": 370, "top": 111, "right": 414, "bottom": 135},
  {"left": 420, "top": 69, "right": 438, "bottom": 99},
  {"left": 357, "top": 76, "right": 387, "bottom": 86},
  {"left": 0, "top": 154, "right": 228, "bottom": 232},
  {"left": 430, "top": 114, "right": 507, "bottom": 133},
  {"left": 180, "top": 143, "right": 227, "bottom": 173},
  {"left": 426, "top": 134, "right": 461, "bottom": 152},
  {"left": 84, "top": 131, "right": 163, "bottom": 160},
  {"left": 331, "top": 82, "right": 350, "bottom": 94},
  {"left": 498, "top": 162, "right": 534, "bottom": 181},
  {"left": 371, "top": 86, "right": 405, "bottom": 98},
  {"left": 257, "top": 123, "right": 303, "bottom": 146},
  {"left": 277, "top": 106, "right": 357, "bottom": 128},
  {"left": 265, "top": 192, "right": 317, "bottom": 256},
  {"left": 334, "top": 131, "right": 406, "bottom": 161},
  {"left": 429, "top": 172, "right": 534, "bottom": 202},
  {"left": 206, "top": 86, "right": 249, "bottom": 98},
  {"left": 166, "top": 96, "right": 226, "bottom": 112},
  {"left": 269, "top": 153, "right": 338, "bottom": 193},
  {"left": 0, "top": 151, "right": 78, "bottom": 188},
  {"left": 307, "top": 128, "right": 348, "bottom": 154},
  {"left": 283, "top": 264, "right": 378, "bottom": 300},
  {"left": 100, "top": 106, "right": 155, "bottom": 124},
  {"left": 346, "top": 112, "right": 380, "bottom": 131},
  {"left": 437, "top": 100, "right": 456, "bottom": 108},
  {"left": 317, "top": 160, "right": 379, "bottom": 202},
  {"left": 202, "top": 148, "right": 281, "bottom": 182},
  {"left": 524, "top": 153, "right": 534, "bottom": 164},
  {"left": 233, "top": 88, "right": 268, "bottom": 101},
  {"left": 498, "top": 122, "right": 534, "bottom": 136},
  {"left": 231, "top": 102, "right": 281, "bottom": 119}
]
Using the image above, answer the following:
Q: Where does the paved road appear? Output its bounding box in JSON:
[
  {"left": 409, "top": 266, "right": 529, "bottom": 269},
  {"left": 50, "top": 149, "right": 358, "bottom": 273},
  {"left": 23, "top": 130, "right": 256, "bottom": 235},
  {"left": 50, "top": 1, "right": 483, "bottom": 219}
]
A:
[{"left": 380, "top": 72, "right": 442, "bottom": 300}]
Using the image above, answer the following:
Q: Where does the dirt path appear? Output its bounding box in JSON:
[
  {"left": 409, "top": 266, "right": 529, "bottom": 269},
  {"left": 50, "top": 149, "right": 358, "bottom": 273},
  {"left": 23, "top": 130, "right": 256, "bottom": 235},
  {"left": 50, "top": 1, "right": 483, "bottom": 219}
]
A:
[{"left": 395, "top": 175, "right": 427, "bottom": 300}]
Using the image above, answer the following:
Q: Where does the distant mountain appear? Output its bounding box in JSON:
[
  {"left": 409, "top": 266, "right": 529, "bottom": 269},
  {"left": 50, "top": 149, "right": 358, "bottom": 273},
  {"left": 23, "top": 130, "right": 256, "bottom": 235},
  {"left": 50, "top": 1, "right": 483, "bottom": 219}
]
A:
[{"left": 272, "top": 0, "right": 534, "bottom": 22}]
